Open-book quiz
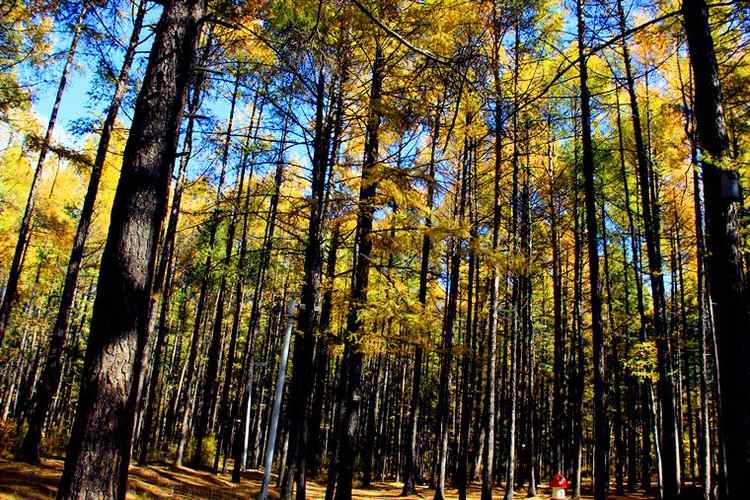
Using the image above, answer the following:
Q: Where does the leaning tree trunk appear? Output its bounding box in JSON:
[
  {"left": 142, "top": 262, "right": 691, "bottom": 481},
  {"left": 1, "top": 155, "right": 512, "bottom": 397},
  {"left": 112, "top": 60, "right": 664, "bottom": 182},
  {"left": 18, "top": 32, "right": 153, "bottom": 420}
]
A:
[
  {"left": 0, "top": 3, "right": 89, "bottom": 345},
  {"left": 17, "top": 0, "right": 146, "bottom": 465},
  {"left": 55, "top": 0, "right": 205, "bottom": 495}
]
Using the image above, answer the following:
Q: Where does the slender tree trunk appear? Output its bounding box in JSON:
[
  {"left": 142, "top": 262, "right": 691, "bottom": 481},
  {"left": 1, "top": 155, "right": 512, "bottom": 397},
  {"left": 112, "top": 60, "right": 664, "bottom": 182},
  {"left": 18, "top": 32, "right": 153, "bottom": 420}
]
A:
[
  {"left": 308, "top": 224, "right": 340, "bottom": 477},
  {"left": 482, "top": 13, "right": 504, "bottom": 496},
  {"left": 232, "top": 110, "right": 284, "bottom": 482},
  {"left": 575, "top": 1, "right": 608, "bottom": 498},
  {"left": 458, "top": 138, "right": 477, "bottom": 500},
  {"left": 615, "top": 2, "right": 680, "bottom": 496},
  {"left": 0, "top": 3, "right": 89, "bottom": 344},
  {"left": 215, "top": 100, "right": 260, "bottom": 473},
  {"left": 403, "top": 99, "right": 441, "bottom": 497},
  {"left": 520, "top": 157, "right": 536, "bottom": 498},
  {"left": 171, "top": 35, "right": 214, "bottom": 468},
  {"left": 327, "top": 43, "right": 384, "bottom": 500},
  {"left": 192, "top": 70, "right": 243, "bottom": 467},
  {"left": 434, "top": 123, "right": 469, "bottom": 500},
  {"left": 284, "top": 66, "right": 332, "bottom": 500},
  {"left": 678, "top": 52, "right": 714, "bottom": 498}
]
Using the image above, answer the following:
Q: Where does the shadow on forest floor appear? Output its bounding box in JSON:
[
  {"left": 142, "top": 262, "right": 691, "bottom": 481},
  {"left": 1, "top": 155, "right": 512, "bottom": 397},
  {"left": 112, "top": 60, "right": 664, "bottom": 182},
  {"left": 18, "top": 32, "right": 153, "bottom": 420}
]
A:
[{"left": 0, "top": 457, "right": 661, "bottom": 499}]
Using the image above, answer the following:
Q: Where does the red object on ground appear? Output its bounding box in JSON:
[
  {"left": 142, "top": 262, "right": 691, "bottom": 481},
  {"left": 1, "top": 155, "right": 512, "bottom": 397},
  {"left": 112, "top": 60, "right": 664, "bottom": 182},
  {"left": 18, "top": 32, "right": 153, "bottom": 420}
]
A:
[{"left": 550, "top": 472, "right": 568, "bottom": 489}]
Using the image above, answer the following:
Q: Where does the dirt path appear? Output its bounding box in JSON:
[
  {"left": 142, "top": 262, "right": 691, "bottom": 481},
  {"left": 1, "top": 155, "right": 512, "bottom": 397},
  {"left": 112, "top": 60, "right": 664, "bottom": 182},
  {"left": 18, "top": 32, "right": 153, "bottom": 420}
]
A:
[{"left": 0, "top": 458, "right": 658, "bottom": 499}]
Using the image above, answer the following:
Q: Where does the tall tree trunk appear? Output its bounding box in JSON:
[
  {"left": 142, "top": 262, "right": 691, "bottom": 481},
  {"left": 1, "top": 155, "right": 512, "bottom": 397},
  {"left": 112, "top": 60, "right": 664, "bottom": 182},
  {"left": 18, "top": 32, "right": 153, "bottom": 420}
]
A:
[
  {"left": 232, "top": 109, "right": 285, "bottom": 482},
  {"left": 575, "top": 1, "right": 608, "bottom": 498},
  {"left": 458, "top": 138, "right": 477, "bottom": 500},
  {"left": 434, "top": 122, "right": 469, "bottom": 500},
  {"left": 403, "top": 99, "right": 441, "bottom": 497},
  {"left": 284, "top": 66, "right": 332, "bottom": 500},
  {"left": 482, "top": 11, "right": 504, "bottom": 496},
  {"left": 570, "top": 180, "right": 584, "bottom": 500},
  {"left": 55, "top": 0, "right": 205, "bottom": 494},
  {"left": 327, "top": 43, "right": 384, "bottom": 500},
  {"left": 17, "top": 0, "right": 146, "bottom": 464},
  {"left": 308, "top": 224, "right": 340, "bottom": 477},
  {"left": 520, "top": 154, "right": 536, "bottom": 498},
  {"left": 682, "top": 2, "right": 750, "bottom": 497},
  {"left": 215, "top": 97, "right": 261, "bottom": 473},
  {"left": 504, "top": 28, "right": 524, "bottom": 499},
  {"left": 136, "top": 176, "right": 180, "bottom": 464},
  {"left": 192, "top": 70, "right": 244, "bottom": 467},
  {"left": 678, "top": 51, "right": 714, "bottom": 499},
  {"left": 616, "top": 2, "right": 681, "bottom": 496},
  {"left": 171, "top": 34, "right": 214, "bottom": 468},
  {"left": 0, "top": 3, "right": 89, "bottom": 344}
]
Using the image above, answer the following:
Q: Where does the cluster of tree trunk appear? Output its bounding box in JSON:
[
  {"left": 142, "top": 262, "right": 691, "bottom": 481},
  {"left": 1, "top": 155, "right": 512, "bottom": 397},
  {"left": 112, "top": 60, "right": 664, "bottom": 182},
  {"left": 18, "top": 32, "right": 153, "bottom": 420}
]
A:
[{"left": 0, "top": 1, "right": 747, "bottom": 500}]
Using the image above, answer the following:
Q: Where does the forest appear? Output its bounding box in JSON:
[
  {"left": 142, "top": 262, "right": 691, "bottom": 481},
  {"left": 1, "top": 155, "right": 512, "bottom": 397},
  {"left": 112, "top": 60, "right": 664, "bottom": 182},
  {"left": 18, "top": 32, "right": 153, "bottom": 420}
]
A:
[{"left": 0, "top": 0, "right": 749, "bottom": 498}]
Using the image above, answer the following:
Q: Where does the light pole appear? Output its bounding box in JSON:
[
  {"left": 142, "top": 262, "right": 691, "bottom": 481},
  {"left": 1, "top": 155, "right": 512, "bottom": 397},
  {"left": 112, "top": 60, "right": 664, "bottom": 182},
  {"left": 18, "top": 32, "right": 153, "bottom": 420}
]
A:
[{"left": 259, "top": 298, "right": 297, "bottom": 500}]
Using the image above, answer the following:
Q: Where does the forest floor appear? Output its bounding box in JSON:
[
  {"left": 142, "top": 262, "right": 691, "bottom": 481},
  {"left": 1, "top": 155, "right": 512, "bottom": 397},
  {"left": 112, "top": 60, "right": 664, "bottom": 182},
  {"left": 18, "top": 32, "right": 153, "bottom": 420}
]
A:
[{"left": 0, "top": 458, "right": 658, "bottom": 499}]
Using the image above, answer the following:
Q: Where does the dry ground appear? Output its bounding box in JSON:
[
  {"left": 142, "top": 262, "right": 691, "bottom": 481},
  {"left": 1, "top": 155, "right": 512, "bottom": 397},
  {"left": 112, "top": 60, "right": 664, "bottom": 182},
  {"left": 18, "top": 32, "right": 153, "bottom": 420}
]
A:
[{"left": 0, "top": 458, "right": 659, "bottom": 499}]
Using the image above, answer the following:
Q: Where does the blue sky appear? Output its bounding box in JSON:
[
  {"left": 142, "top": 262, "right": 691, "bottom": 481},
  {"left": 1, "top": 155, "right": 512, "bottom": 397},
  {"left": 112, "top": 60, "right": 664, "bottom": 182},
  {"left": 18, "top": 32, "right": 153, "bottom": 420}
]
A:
[{"left": 23, "top": 4, "right": 161, "bottom": 148}]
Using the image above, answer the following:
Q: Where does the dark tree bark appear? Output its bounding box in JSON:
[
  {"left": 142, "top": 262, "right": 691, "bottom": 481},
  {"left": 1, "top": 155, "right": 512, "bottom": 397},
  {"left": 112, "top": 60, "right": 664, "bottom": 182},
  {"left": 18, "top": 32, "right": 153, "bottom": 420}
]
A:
[
  {"left": 482, "top": 10, "right": 504, "bottom": 497},
  {"left": 55, "top": 0, "right": 205, "bottom": 494},
  {"left": 307, "top": 223, "right": 340, "bottom": 477},
  {"left": 520, "top": 150, "right": 536, "bottom": 498},
  {"left": 549, "top": 117, "right": 565, "bottom": 478},
  {"left": 616, "top": 1, "right": 681, "bottom": 496},
  {"left": 575, "top": 0, "right": 609, "bottom": 498},
  {"left": 458, "top": 138, "right": 477, "bottom": 500},
  {"left": 570, "top": 152, "right": 584, "bottom": 500},
  {"left": 363, "top": 354, "right": 385, "bottom": 488},
  {"left": 682, "top": 2, "right": 750, "bottom": 497},
  {"left": 613, "top": 85, "right": 642, "bottom": 492},
  {"left": 232, "top": 107, "right": 284, "bottom": 483},
  {"left": 434, "top": 122, "right": 469, "bottom": 500},
  {"left": 504, "top": 27, "right": 522, "bottom": 500},
  {"left": 215, "top": 97, "right": 261, "bottom": 473},
  {"left": 402, "top": 99, "right": 441, "bottom": 497},
  {"left": 327, "top": 42, "right": 384, "bottom": 500},
  {"left": 17, "top": 0, "right": 146, "bottom": 464},
  {"left": 172, "top": 35, "right": 214, "bottom": 468},
  {"left": 284, "top": 66, "right": 332, "bottom": 500},
  {"left": 677, "top": 51, "right": 714, "bottom": 500}
]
